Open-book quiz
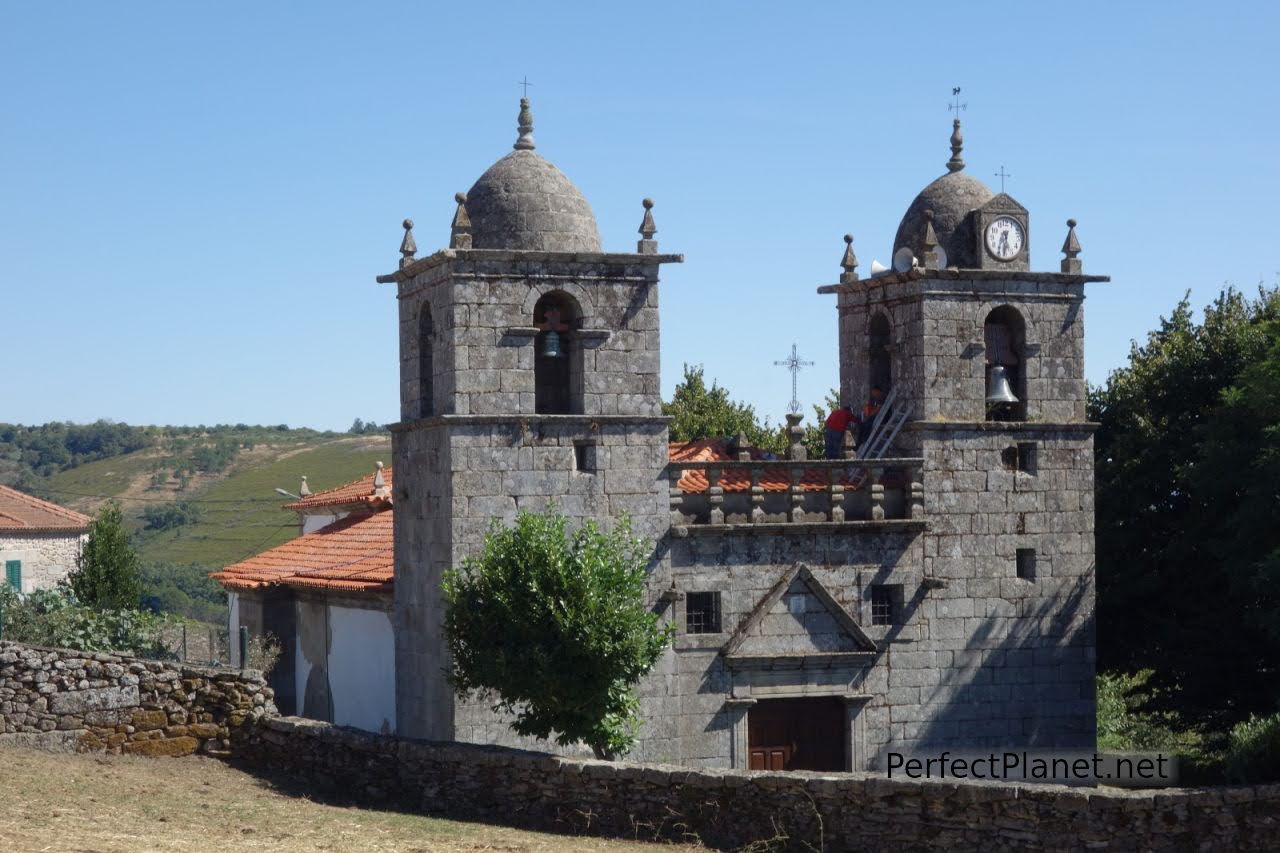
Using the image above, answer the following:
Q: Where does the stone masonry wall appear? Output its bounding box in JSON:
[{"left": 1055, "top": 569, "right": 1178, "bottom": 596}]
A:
[
  {"left": 0, "top": 531, "right": 86, "bottom": 594},
  {"left": 0, "top": 641, "right": 275, "bottom": 756},
  {"left": 238, "top": 715, "right": 1280, "bottom": 852}
]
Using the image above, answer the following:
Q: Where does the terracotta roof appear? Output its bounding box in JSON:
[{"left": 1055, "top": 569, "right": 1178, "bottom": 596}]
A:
[
  {"left": 211, "top": 511, "right": 393, "bottom": 595},
  {"left": 667, "top": 440, "right": 839, "bottom": 493},
  {"left": 0, "top": 484, "right": 92, "bottom": 533},
  {"left": 283, "top": 469, "right": 393, "bottom": 512}
]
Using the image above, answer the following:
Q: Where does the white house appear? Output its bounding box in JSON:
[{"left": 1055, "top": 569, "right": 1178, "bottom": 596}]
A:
[{"left": 0, "top": 484, "right": 91, "bottom": 594}]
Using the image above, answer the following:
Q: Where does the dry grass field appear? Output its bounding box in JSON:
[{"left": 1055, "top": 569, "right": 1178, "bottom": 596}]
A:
[{"left": 0, "top": 746, "right": 699, "bottom": 852}]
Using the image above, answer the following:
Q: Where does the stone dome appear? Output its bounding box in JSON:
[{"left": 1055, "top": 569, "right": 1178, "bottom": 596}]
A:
[
  {"left": 462, "top": 99, "right": 601, "bottom": 253},
  {"left": 891, "top": 119, "right": 994, "bottom": 269}
]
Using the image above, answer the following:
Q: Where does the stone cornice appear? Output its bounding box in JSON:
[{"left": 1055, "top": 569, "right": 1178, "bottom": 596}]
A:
[
  {"left": 377, "top": 248, "right": 684, "bottom": 284},
  {"left": 390, "top": 414, "right": 672, "bottom": 433},
  {"left": 816, "top": 267, "right": 1110, "bottom": 295},
  {"left": 906, "top": 420, "right": 1099, "bottom": 433}
]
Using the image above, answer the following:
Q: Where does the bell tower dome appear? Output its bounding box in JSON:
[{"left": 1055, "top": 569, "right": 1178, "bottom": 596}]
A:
[{"left": 378, "top": 98, "right": 682, "bottom": 742}]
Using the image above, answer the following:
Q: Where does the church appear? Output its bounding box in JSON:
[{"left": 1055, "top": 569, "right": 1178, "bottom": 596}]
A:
[{"left": 217, "top": 96, "right": 1103, "bottom": 772}]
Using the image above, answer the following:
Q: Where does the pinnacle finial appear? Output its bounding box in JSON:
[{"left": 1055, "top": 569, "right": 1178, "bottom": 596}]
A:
[
  {"left": 450, "top": 192, "right": 472, "bottom": 249},
  {"left": 840, "top": 234, "right": 859, "bottom": 283},
  {"left": 946, "top": 119, "right": 965, "bottom": 172},
  {"left": 922, "top": 210, "right": 943, "bottom": 270},
  {"left": 372, "top": 460, "right": 390, "bottom": 498},
  {"left": 1061, "top": 218, "right": 1082, "bottom": 273},
  {"left": 637, "top": 198, "right": 658, "bottom": 253},
  {"left": 514, "top": 97, "right": 535, "bottom": 150},
  {"left": 299, "top": 475, "right": 311, "bottom": 498},
  {"left": 399, "top": 219, "right": 417, "bottom": 269}
]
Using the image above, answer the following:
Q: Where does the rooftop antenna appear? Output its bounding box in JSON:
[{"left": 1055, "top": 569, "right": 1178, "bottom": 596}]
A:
[
  {"left": 995, "top": 165, "right": 1012, "bottom": 193},
  {"left": 774, "top": 343, "right": 815, "bottom": 415}
]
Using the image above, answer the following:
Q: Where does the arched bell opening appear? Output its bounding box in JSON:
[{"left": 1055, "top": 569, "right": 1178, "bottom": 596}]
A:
[
  {"left": 868, "top": 312, "right": 893, "bottom": 397},
  {"left": 418, "top": 305, "right": 434, "bottom": 419},
  {"left": 533, "top": 291, "right": 584, "bottom": 415},
  {"left": 984, "top": 305, "right": 1027, "bottom": 422}
]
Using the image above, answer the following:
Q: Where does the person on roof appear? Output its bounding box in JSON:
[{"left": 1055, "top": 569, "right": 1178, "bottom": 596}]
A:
[
  {"left": 857, "top": 386, "right": 886, "bottom": 446},
  {"left": 824, "top": 404, "right": 856, "bottom": 459}
]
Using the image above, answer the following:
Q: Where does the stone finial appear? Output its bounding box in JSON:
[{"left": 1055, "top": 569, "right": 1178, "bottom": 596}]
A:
[
  {"left": 840, "top": 234, "right": 859, "bottom": 283},
  {"left": 299, "top": 475, "right": 311, "bottom": 498},
  {"left": 946, "top": 119, "right": 965, "bottom": 173},
  {"left": 450, "top": 192, "right": 472, "bottom": 250},
  {"left": 785, "top": 412, "right": 807, "bottom": 461},
  {"left": 373, "top": 461, "right": 390, "bottom": 499},
  {"left": 1060, "top": 218, "right": 1082, "bottom": 274},
  {"left": 922, "top": 210, "right": 942, "bottom": 270},
  {"left": 514, "top": 97, "right": 536, "bottom": 151},
  {"left": 637, "top": 198, "right": 658, "bottom": 254},
  {"left": 399, "top": 219, "right": 417, "bottom": 269}
]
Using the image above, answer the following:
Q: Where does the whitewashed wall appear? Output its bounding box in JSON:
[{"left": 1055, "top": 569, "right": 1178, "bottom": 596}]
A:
[{"left": 328, "top": 605, "right": 395, "bottom": 734}]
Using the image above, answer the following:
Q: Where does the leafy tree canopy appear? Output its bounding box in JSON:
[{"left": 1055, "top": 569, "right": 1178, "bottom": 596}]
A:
[
  {"left": 664, "top": 364, "right": 786, "bottom": 454},
  {"left": 66, "top": 502, "right": 142, "bottom": 611},
  {"left": 442, "top": 508, "right": 672, "bottom": 759},
  {"left": 1092, "top": 284, "right": 1280, "bottom": 726}
]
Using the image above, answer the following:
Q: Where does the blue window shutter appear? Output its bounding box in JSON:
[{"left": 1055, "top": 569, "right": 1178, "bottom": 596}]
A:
[{"left": 5, "top": 560, "right": 20, "bottom": 592}]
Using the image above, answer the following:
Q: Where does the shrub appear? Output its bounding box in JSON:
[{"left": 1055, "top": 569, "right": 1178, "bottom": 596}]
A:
[
  {"left": 443, "top": 507, "right": 672, "bottom": 759},
  {"left": 1223, "top": 712, "right": 1280, "bottom": 784},
  {"left": 246, "top": 632, "right": 282, "bottom": 676},
  {"left": 67, "top": 502, "right": 142, "bottom": 610},
  {"left": 0, "top": 587, "right": 173, "bottom": 658}
]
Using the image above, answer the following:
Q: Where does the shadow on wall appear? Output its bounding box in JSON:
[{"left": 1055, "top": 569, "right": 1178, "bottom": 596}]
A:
[{"left": 908, "top": 571, "right": 1095, "bottom": 756}]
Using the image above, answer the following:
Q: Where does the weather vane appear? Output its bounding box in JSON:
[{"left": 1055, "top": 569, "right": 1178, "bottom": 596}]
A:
[
  {"left": 774, "top": 343, "right": 815, "bottom": 415},
  {"left": 949, "top": 87, "right": 967, "bottom": 120},
  {"left": 995, "top": 165, "right": 1012, "bottom": 192},
  {"left": 519, "top": 76, "right": 533, "bottom": 98}
]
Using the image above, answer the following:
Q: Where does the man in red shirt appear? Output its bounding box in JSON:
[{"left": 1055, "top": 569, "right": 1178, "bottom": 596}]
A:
[{"left": 824, "top": 404, "right": 856, "bottom": 459}]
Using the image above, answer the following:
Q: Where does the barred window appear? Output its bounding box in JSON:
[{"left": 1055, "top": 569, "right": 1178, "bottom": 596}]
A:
[
  {"left": 686, "top": 592, "right": 722, "bottom": 634},
  {"left": 870, "top": 584, "right": 902, "bottom": 626}
]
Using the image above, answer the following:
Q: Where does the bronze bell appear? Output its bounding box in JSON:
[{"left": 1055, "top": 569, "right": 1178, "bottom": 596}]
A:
[
  {"left": 541, "top": 329, "right": 564, "bottom": 359},
  {"left": 986, "top": 364, "right": 1019, "bottom": 404}
]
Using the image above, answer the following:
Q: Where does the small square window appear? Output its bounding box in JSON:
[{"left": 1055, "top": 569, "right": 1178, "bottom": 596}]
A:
[
  {"left": 686, "top": 591, "right": 721, "bottom": 634},
  {"left": 870, "top": 584, "right": 902, "bottom": 626},
  {"left": 573, "top": 441, "right": 596, "bottom": 473},
  {"left": 1016, "top": 549, "right": 1037, "bottom": 581}
]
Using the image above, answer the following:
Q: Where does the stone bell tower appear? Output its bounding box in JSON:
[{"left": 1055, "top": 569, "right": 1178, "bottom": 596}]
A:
[
  {"left": 378, "top": 99, "right": 681, "bottom": 742},
  {"left": 821, "top": 116, "right": 1108, "bottom": 751}
]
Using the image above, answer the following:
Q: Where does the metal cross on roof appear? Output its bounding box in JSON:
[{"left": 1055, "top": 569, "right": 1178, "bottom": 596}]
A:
[
  {"left": 774, "top": 343, "right": 815, "bottom": 415},
  {"left": 949, "top": 87, "right": 967, "bottom": 120},
  {"left": 995, "top": 165, "right": 1012, "bottom": 192},
  {"left": 519, "top": 76, "right": 533, "bottom": 97}
]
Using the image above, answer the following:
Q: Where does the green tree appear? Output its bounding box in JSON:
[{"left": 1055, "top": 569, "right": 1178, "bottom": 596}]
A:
[
  {"left": 442, "top": 508, "right": 673, "bottom": 759},
  {"left": 66, "top": 502, "right": 142, "bottom": 610},
  {"left": 664, "top": 364, "right": 785, "bottom": 454},
  {"left": 1091, "top": 284, "right": 1280, "bottom": 725}
]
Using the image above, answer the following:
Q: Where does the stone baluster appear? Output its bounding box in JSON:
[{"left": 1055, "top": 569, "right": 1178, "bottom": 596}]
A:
[
  {"left": 668, "top": 467, "right": 685, "bottom": 525},
  {"left": 829, "top": 465, "right": 846, "bottom": 523},
  {"left": 869, "top": 466, "right": 885, "bottom": 521},
  {"left": 707, "top": 466, "right": 725, "bottom": 525},
  {"left": 909, "top": 464, "right": 925, "bottom": 519},
  {"left": 750, "top": 465, "right": 765, "bottom": 524},
  {"left": 788, "top": 466, "right": 804, "bottom": 523}
]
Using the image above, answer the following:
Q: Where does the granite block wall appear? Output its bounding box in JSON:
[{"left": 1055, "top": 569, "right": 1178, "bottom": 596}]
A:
[
  {"left": 236, "top": 715, "right": 1280, "bottom": 852},
  {"left": 0, "top": 641, "right": 275, "bottom": 756}
]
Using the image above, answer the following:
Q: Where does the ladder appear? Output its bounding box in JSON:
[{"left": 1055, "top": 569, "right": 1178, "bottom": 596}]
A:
[{"left": 846, "top": 385, "right": 910, "bottom": 491}]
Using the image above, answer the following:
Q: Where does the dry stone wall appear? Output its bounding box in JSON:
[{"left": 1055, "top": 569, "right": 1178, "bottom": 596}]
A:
[
  {"left": 0, "top": 641, "right": 275, "bottom": 756},
  {"left": 239, "top": 715, "right": 1280, "bottom": 852}
]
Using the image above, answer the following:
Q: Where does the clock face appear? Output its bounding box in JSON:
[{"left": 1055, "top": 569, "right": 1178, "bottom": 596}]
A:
[{"left": 985, "top": 216, "right": 1025, "bottom": 261}]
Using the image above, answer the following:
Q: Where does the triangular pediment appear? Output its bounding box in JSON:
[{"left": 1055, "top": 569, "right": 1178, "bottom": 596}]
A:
[
  {"left": 977, "top": 192, "right": 1028, "bottom": 216},
  {"left": 722, "top": 565, "right": 876, "bottom": 667}
]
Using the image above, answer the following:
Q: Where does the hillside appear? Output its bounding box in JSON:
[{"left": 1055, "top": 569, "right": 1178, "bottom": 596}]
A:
[{"left": 44, "top": 434, "right": 391, "bottom": 568}]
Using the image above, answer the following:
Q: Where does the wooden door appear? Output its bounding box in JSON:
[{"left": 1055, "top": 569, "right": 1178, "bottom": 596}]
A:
[{"left": 747, "top": 697, "right": 844, "bottom": 772}]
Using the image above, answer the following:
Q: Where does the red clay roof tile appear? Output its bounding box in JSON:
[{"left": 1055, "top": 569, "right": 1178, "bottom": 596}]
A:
[{"left": 0, "top": 485, "right": 92, "bottom": 533}]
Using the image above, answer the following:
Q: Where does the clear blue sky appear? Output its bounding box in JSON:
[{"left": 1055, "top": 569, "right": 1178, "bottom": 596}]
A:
[{"left": 3, "top": 2, "right": 1277, "bottom": 431}]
